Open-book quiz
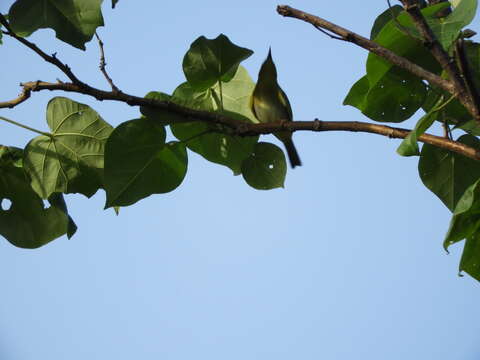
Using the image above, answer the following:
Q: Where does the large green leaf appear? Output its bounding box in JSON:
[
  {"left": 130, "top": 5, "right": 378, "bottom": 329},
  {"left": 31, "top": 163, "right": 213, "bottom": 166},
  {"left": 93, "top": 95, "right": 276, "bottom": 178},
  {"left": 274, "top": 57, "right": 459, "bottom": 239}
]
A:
[
  {"left": 344, "top": 67, "right": 427, "bottom": 123},
  {"left": 182, "top": 34, "right": 253, "bottom": 90},
  {"left": 0, "top": 159, "right": 75, "bottom": 248},
  {"left": 459, "top": 232, "right": 480, "bottom": 281},
  {"left": 23, "top": 97, "right": 113, "bottom": 199},
  {"left": 241, "top": 142, "right": 287, "bottom": 190},
  {"left": 444, "top": 179, "right": 480, "bottom": 249},
  {"left": 419, "top": 134, "right": 480, "bottom": 211},
  {"left": 104, "top": 119, "right": 187, "bottom": 208},
  {"left": 8, "top": 0, "right": 104, "bottom": 50},
  {"left": 345, "top": 4, "right": 449, "bottom": 122},
  {"left": 171, "top": 66, "right": 258, "bottom": 174},
  {"left": 366, "top": 4, "right": 446, "bottom": 84}
]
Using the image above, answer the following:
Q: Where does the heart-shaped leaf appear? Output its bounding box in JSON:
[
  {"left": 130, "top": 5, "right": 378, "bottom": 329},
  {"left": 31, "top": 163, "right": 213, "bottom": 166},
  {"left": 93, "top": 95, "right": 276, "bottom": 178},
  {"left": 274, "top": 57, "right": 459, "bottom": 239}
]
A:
[
  {"left": 241, "top": 142, "right": 287, "bottom": 190},
  {"left": 23, "top": 97, "right": 113, "bottom": 199},
  {"left": 104, "top": 119, "right": 187, "bottom": 208}
]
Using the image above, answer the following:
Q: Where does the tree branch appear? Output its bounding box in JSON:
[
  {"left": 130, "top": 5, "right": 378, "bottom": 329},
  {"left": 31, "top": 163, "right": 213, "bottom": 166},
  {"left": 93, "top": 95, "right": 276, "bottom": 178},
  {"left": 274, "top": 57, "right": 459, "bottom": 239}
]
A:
[
  {"left": 276, "top": 5, "right": 455, "bottom": 95},
  {"left": 3, "top": 80, "right": 479, "bottom": 161},
  {"left": 94, "top": 32, "right": 120, "bottom": 93},
  {"left": 399, "top": 0, "right": 478, "bottom": 120}
]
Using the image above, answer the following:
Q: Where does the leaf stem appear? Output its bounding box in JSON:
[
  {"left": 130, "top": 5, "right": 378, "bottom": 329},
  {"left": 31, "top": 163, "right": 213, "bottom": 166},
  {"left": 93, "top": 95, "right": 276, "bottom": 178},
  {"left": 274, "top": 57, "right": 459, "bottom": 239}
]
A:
[{"left": 0, "top": 116, "right": 51, "bottom": 137}]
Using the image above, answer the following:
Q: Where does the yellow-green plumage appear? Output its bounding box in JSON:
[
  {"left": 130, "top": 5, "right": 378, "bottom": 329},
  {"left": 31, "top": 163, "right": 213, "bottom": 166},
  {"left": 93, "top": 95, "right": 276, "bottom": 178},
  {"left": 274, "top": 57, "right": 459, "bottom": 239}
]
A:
[{"left": 251, "top": 49, "right": 301, "bottom": 168}]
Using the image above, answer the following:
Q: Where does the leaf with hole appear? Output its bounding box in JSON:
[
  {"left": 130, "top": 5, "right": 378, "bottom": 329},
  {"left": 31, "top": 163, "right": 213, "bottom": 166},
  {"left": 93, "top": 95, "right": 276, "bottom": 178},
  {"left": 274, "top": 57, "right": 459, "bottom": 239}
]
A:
[
  {"left": 23, "top": 97, "right": 113, "bottom": 199},
  {"left": 0, "top": 163, "right": 75, "bottom": 248},
  {"left": 241, "top": 142, "right": 287, "bottom": 190}
]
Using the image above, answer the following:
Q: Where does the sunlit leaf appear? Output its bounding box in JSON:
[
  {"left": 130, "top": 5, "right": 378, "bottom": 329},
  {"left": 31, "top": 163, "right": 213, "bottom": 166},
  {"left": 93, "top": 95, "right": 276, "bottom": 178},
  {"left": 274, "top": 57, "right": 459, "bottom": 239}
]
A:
[
  {"left": 171, "top": 66, "right": 258, "bottom": 174},
  {"left": 23, "top": 97, "right": 113, "bottom": 199}
]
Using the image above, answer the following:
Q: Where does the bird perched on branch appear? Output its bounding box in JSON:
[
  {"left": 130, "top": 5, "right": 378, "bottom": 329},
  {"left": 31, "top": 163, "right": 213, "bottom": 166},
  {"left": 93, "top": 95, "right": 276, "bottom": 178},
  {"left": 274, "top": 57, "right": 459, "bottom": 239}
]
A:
[{"left": 251, "top": 49, "right": 302, "bottom": 168}]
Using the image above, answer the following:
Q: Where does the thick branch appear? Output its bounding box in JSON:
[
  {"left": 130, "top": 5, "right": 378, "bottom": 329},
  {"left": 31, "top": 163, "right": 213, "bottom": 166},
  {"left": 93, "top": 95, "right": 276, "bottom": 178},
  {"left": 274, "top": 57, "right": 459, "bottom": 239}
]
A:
[
  {"left": 399, "top": 0, "right": 478, "bottom": 119},
  {"left": 6, "top": 80, "right": 480, "bottom": 161},
  {"left": 276, "top": 5, "right": 454, "bottom": 94}
]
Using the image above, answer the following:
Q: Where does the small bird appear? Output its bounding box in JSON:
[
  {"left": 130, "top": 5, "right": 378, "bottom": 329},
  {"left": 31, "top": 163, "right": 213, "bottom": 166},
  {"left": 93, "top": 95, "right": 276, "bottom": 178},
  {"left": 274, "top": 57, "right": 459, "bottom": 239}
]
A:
[{"left": 251, "top": 49, "right": 301, "bottom": 168}]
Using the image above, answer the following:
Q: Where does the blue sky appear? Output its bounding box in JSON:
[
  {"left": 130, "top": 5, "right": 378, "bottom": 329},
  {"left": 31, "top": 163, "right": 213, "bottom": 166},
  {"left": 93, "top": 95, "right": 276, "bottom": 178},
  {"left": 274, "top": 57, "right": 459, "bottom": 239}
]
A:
[{"left": 0, "top": 1, "right": 479, "bottom": 359}]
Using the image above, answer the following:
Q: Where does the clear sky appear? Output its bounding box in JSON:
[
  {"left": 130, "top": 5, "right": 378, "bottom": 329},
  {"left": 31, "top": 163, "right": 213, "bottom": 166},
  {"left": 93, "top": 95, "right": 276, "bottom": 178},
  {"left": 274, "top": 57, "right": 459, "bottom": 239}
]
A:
[{"left": 1, "top": 1, "right": 479, "bottom": 359}]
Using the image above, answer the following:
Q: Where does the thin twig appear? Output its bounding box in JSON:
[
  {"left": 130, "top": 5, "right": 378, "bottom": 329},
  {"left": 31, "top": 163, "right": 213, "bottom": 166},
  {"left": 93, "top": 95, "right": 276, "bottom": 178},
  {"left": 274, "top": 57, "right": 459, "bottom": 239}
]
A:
[{"left": 94, "top": 32, "right": 120, "bottom": 92}]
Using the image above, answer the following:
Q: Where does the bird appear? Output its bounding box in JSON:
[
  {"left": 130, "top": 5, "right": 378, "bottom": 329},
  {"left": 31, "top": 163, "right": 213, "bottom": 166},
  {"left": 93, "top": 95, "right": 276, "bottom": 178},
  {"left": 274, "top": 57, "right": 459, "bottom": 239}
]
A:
[{"left": 251, "top": 49, "right": 301, "bottom": 168}]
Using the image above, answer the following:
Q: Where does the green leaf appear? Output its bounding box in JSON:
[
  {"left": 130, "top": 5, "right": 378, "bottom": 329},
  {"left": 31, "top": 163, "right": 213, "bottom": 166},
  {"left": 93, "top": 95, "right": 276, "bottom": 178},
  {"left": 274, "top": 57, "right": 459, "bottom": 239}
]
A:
[
  {"left": 140, "top": 92, "right": 188, "bottom": 126},
  {"left": 344, "top": 68, "right": 427, "bottom": 123},
  {"left": 397, "top": 95, "right": 452, "bottom": 156},
  {"left": 345, "top": 4, "right": 450, "bottom": 122},
  {"left": 397, "top": 112, "right": 436, "bottom": 156},
  {"left": 419, "top": 134, "right": 480, "bottom": 211},
  {"left": 182, "top": 34, "right": 253, "bottom": 90},
  {"left": 8, "top": 0, "right": 104, "bottom": 50},
  {"left": 429, "top": 0, "right": 478, "bottom": 50},
  {"left": 366, "top": 4, "right": 445, "bottom": 86},
  {"left": 171, "top": 66, "right": 258, "bottom": 174},
  {"left": 112, "top": 0, "right": 119, "bottom": 8},
  {"left": 0, "top": 163, "right": 75, "bottom": 248},
  {"left": 370, "top": 5, "right": 403, "bottom": 40},
  {"left": 444, "top": 179, "right": 480, "bottom": 249},
  {"left": 48, "top": 192, "right": 77, "bottom": 239},
  {"left": 0, "top": 145, "right": 23, "bottom": 167},
  {"left": 104, "top": 119, "right": 187, "bottom": 208},
  {"left": 459, "top": 232, "right": 480, "bottom": 281},
  {"left": 241, "top": 142, "right": 287, "bottom": 190},
  {"left": 23, "top": 97, "right": 113, "bottom": 199}
]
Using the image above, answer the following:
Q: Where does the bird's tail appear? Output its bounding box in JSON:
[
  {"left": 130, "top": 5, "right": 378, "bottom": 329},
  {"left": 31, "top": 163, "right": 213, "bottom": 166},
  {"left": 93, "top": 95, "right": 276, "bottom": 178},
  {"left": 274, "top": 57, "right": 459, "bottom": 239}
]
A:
[{"left": 283, "top": 138, "right": 302, "bottom": 168}]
